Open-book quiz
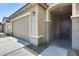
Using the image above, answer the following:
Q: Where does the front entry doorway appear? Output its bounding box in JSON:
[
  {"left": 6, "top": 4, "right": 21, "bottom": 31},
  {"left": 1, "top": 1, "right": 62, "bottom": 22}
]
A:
[
  {"left": 49, "top": 4, "right": 72, "bottom": 49},
  {"left": 60, "top": 16, "right": 71, "bottom": 39}
]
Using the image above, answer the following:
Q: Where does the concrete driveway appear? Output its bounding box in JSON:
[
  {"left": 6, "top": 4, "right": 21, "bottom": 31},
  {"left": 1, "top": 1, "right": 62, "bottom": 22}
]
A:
[
  {"left": 0, "top": 33, "right": 77, "bottom": 56},
  {"left": 0, "top": 33, "right": 37, "bottom": 56}
]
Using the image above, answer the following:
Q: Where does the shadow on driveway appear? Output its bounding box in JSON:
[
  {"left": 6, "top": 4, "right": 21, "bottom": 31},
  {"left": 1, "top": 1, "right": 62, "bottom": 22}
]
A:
[
  {"left": 0, "top": 33, "right": 8, "bottom": 38},
  {"left": 16, "top": 38, "right": 30, "bottom": 46}
]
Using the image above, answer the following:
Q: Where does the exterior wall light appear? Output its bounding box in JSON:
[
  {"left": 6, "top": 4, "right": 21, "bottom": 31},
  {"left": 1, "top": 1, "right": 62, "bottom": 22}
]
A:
[{"left": 32, "top": 11, "right": 35, "bottom": 16}]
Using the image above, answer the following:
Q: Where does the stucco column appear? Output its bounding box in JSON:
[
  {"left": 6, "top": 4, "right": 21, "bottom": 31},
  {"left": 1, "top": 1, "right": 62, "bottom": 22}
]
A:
[
  {"left": 71, "top": 3, "right": 79, "bottom": 50},
  {"left": 45, "top": 10, "right": 51, "bottom": 43},
  {"left": 72, "top": 3, "right": 76, "bottom": 16}
]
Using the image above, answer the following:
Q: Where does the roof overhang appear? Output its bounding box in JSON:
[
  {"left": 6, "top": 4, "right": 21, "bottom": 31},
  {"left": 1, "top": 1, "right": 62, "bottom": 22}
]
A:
[
  {"left": 8, "top": 3, "right": 30, "bottom": 20},
  {"left": 8, "top": 3, "right": 48, "bottom": 20}
]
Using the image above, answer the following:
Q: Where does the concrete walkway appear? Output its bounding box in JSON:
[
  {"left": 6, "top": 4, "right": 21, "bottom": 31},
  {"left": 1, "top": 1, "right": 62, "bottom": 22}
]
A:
[
  {"left": 39, "top": 45, "right": 68, "bottom": 56},
  {"left": 0, "top": 33, "right": 37, "bottom": 56}
]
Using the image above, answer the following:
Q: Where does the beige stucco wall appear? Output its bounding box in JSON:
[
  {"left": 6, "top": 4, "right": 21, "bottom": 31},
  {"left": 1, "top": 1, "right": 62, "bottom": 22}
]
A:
[
  {"left": 72, "top": 3, "right": 79, "bottom": 50},
  {"left": 11, "top": 4, "right": 38, "bottom": 45},
  {"left": 72, "top": 17, "right": 79, "bottom": 50},
  {"left": 4, "top": 3, "right": 48, "bottom": 46},
  {"left": 37, "top": 4, "right": 47, "bottom": 44},
  {"left": 28, "top": 4, "right": 40, "bottom": 46},
  {"left": 4, "top": 22, "right": 12, "bottom": 35},
  {"left": 76, "top": 4, "right": 79, "bottom": 15},
  {"left": 7, "top": 3, "right": 48, "bottom": 46},
  {"left": 30, "top": 4, "right": 48, "bottom": 46},
  {"left": 0, "top": 25, "right": 2, "bottom": 32},
  {"left": 72, "top": 3, "right": 79, "bottom": 16}
]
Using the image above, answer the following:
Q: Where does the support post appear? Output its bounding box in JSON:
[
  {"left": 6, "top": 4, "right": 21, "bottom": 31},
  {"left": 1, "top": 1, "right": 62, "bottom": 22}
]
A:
[{"left": 45, "top": 10, "right": 51, "bottom": 43}]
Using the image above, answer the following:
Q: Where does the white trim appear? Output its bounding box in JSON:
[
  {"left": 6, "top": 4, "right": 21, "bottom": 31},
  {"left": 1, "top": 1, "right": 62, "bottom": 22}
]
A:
[
  {"left": 48, "top": 3, "right": 60, "bottom": 10},
  {"left": 71, "top": 15, "right": 79, "bottom": 19},
  {"left": 44, "top": 19, "right": 51, "bottom": 22},
  {"left": 11, "top": 12, "right": 30, "bottom": 21},
  {"left": 30, "top": 35, "right": 44, "bottom": 38}
]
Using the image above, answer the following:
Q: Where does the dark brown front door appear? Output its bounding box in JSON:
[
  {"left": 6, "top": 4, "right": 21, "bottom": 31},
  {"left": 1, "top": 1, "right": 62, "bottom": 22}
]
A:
[{"left": 60, "top": 16, "right": 70, "bottom": 38}]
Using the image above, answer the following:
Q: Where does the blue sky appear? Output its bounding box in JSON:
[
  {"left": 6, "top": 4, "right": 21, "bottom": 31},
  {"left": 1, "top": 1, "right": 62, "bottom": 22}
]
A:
[{"left": 0, "top": 3, "right": 25, "bottom": 22}]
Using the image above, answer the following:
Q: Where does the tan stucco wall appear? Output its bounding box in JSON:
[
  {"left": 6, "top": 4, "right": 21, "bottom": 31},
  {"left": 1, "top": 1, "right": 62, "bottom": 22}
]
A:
[
  {"left": 28, "top": 4, "right": 40, "bottom": 46},
  {"left": 12, "top": 4, "right": 39, "bottom": 45},
  {"left": 72, "top": 17, "right": 79, "bottom": 50},
  {"left": 72, "top": 3, "right": 79, "bottom": 50},
  {"left": 76, "top": 4, "right": 79, "bottom": 15},
  {"left": 72, "top": 3, "right": 79, "bottom": 16},
  {"left": 4, "top": 22, "right": 12, "bottom": 35},
  {"left": 0, "top": 25, "right": 2, "bottom": 32},
  {"left": 29, "top": 4, "right": 47, "bottom": 46},
  {"left": 7, "top": 3, "right": 47, "bottom": 46},
  {"left": 37, "top": 4, "right": 47, "bottom": 44},
  {"left": 4, "top": 3, "right": 48, "bottom": 46}
]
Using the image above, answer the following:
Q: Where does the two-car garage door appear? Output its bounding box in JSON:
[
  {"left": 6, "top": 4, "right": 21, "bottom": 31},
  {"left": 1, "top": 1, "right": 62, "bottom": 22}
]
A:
[{"left": 12, "top": 15, "right": 29, "bottom": 41}]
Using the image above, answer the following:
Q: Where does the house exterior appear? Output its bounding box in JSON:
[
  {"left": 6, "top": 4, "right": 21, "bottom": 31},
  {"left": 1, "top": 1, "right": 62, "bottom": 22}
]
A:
[
  {"left": 4, "top": 3, "right": 48, "bottom": 46},
  {"left": 2, "top": 17, "right": 11, "bottom": 35},
  {"left": 2, "top": 3, "right": 79, "bottom": 51},
  {"left": 0, "top": 22, "right": 2, "bottom": 32}
]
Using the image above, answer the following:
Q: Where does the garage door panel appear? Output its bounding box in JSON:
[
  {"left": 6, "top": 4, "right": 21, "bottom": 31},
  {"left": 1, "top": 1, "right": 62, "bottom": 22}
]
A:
[{"left": 13, "top": 16, "right": 29, "bottom": 41}]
